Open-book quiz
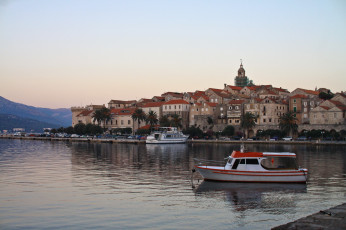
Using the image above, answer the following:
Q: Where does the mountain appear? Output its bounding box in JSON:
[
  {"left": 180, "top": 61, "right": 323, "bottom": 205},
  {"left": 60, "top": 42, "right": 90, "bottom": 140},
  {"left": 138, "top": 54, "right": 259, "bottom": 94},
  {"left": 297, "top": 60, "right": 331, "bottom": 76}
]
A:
[
  {"left": 0, "top": 96, "right": 72, "bottom": 130},
  {"left": 0, "top": 114, "right": 60, "bottom": 132}
]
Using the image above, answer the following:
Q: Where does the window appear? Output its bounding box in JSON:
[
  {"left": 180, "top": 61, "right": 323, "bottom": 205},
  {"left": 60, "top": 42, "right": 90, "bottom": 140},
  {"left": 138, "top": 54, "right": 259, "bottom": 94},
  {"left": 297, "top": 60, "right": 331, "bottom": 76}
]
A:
[
  {"left": 240, "top": 159, "right": 245, "bottom": 164},
  {"left": 174, "top": 105, "right": 176, "bottom": 109},
  {"left": 128, "top": 120, "right": 131, "bottom": 125},
  {"left": 169, "top": 106, "right": 171, "bottom": 109},
  {"left": 220, "top": 107, "right": 223, "bottom": 111},
  {"left": 235, "top": 106, "right": 239, "bottom": 109},
  {"left": 121, "top": 120, "right": 124, "bottom": 125},
  {"left": 294, "top": 107, "right": 297, "bottom": 112},
  {"left": 304, "top": 108, "right": 307, "bottom": 112},
  {"left": 269, "top": 118, "right": 272, "bottom": 122},
  {"left": 232, "top": 159, "right": 240, "bottom": 169},
  {"left": 304, "top": 114, "right": 307, "bottom": 118},
  {"left": 206, "top": 108, "right": 208, "bottom": 111},
  {"left": 304, "top": 102, "right": 307, "bottom": 106},
  {"left": 215, "top": 99, "right": 218, "bottom": 102},
  {"left": 229, "top": 106, "right": 232, "bottom": 110},
  {"left": 310, "top": 101, "right": 314, "bottom": 106},
  {"left": 263, "top": 119, "right": 266, "bottom": 123},
  {"left": 293, "top": 99, "right": 296, "bottom": 103},
  {"left": 246, "top": 159, "right": 259, "bottom": 164},
  {"left": 261, "top": 157, "right": 298, "bottom": 170}
]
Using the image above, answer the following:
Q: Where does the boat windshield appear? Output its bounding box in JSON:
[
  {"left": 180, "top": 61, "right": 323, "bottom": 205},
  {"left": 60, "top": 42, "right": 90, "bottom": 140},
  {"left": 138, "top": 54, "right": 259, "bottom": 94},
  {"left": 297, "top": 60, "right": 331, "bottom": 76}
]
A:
[{"left": 261, "top": 157, "right": 298, "bottom": 170}]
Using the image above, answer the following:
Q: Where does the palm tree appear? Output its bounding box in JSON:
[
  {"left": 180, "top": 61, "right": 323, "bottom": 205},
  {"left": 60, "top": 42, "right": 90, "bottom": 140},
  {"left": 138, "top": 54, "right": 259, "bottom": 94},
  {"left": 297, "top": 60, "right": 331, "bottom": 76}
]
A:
[
  {"left": 92, "top": 107, "right": 111, "bottom": 132},
  {"left": 131, "top": 108, "right": 146, "bottom": 134},
  {"left": 159, "top": 115, "right": 171, "bottom": 127},
  {"left": 170, "top": 114, "right": 182, "bottom": 128},
  {"left": 279, "top": 111, "right": 298, "bottom": 137},
  {"left": 146, "top": 111, "right": 158, "bottom": 130},
  {"left": 240, "top": 112, "right": 257, "bottom": 139}
]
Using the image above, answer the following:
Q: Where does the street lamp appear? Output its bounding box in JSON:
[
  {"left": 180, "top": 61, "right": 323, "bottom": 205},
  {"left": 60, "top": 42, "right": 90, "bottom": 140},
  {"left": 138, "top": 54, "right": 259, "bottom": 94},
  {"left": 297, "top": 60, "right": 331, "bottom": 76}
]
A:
[{"left": 321, "top": 131, "right": 325, "bottom": 141}]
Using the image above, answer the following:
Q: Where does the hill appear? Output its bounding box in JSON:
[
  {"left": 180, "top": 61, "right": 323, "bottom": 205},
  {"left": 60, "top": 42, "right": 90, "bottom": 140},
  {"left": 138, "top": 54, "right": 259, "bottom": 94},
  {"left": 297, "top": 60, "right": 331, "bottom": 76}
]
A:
[
  {"left": 0, "top": 114, "right": 61, "bottom": 133},
  {"left": 0, "top": 96, "right": 72, "bottom": 131}
]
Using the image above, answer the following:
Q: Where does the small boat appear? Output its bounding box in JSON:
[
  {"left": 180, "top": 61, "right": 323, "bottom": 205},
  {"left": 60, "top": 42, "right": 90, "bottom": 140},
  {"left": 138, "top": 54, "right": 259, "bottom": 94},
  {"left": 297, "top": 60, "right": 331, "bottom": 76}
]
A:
[
  {"left": 145, "top": 127, "right": 189, "bottom": 144},
  {"left": 194, "top": 149, "right": 308, "bottom": 183}
]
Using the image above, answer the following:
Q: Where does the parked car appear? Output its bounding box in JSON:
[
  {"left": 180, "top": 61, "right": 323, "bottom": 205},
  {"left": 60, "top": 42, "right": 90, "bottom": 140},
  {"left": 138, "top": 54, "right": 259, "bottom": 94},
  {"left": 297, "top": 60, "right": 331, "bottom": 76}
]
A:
[
  {"left": 296, "top": 136, "right": 307, "bottom": 141},
  {"left": 71, "top": 134, "right": 80, "bottom": 138},
  {"left": 282, "top": 137, "right": 293, "bottom": 141}
]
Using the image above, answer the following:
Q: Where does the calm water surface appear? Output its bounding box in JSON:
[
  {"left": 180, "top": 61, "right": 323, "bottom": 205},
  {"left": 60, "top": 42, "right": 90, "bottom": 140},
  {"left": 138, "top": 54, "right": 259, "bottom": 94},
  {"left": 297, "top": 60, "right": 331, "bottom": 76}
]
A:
[{"left": 0, "top": 139, "right": 345, "bottom": 229}]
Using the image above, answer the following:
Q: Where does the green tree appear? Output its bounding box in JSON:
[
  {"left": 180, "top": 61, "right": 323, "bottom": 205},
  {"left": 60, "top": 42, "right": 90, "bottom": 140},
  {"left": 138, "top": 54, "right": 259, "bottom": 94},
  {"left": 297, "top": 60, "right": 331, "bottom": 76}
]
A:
[
  {"left": 159, "top": 115, "right": 171, "bottom": 127},
  {"left": 170, "top": 114, "right": 182, "bottom": 128},
  {"left": 74, "top": 123, "right": 86, "bottom": 135},
  {"left": 207, "top": 117, "right": 213, "bottom": 125},
  {"left": 279, "top": 111, "right": 298, "bottom": 136},
  {"left": 85, "top": 123, "right": 102, "bottom": 135},
  {"left": 92, "top": 107, "right": 111, "bottom": 132},
  {"left": 319, "top": 91, "right": 334, "bottom": 100},
  {"left": 184, "top": 125, "right": 203, "bottom": 139},
  {"left": 221, "top": 125, "right": 235, "bottom": 137},
  {"left": 132, "top": 108, "right": 146, "bottom": 134},
  {"left": 65, "top": 126, "right": 74, "bottom": 134},
  {"left": 240, "top": 112, "right": 257, "bottom": 138},
  {"left": 146, "top": 111, "right": 158, "bottom": 129}
]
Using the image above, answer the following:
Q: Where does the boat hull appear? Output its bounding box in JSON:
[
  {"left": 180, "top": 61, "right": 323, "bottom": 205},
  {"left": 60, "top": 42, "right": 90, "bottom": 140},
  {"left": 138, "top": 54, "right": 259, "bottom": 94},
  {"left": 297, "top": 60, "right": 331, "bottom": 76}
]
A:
[
  {"left": 146, "top": 138, "right": 188, "bottom": 144},
  {"left": 195, "top": 166, "right": 307, "bottom": 183}
]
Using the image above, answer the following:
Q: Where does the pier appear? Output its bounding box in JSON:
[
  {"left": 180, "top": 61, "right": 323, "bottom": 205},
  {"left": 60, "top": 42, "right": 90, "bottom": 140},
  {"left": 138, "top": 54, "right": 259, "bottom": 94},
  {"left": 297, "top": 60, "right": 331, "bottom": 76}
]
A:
[
  {"left": 272, "top": 203, "right": 346, "bottom": 230},
  {"left": 1, "top": 135, "right": 345, "bottom": 145}
]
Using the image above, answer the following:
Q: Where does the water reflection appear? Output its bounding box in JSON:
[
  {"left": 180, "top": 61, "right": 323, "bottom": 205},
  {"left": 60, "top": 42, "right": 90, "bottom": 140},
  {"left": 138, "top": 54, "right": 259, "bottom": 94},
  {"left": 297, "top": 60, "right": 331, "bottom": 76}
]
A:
[{"left": 194, "top": 181, "right": 307, "bottom": 212}]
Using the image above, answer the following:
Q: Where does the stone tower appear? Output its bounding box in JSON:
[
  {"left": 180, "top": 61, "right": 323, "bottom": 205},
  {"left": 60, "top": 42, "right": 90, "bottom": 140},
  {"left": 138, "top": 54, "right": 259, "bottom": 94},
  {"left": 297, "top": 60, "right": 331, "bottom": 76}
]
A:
[{"left": 234, "top": 60, "right": 253, "bottom": 87}]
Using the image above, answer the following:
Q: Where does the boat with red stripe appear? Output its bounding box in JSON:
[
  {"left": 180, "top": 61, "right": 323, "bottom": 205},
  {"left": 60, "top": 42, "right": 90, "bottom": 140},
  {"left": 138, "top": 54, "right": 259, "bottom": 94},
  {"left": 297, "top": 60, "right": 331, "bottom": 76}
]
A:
[{"left": 194, "top": 148, "right": 308, "bottom": 183}]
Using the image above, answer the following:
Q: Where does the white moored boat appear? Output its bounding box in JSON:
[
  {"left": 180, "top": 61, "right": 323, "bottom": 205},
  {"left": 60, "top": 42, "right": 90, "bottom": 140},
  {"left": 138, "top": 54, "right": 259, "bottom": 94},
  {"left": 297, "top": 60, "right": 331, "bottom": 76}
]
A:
[
  {"left": 145, "top": 127, "right": 189, "bottom": 144},
  {"left": 194, "top": 149, "right": 308, "bottom": 183}
]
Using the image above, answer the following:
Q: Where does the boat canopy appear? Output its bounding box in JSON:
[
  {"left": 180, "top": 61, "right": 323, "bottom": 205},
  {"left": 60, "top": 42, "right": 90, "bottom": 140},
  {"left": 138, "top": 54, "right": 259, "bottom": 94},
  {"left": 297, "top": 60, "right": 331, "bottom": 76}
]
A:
[{"left": 231, "top": 151, "right": 296, "bottom": 158}]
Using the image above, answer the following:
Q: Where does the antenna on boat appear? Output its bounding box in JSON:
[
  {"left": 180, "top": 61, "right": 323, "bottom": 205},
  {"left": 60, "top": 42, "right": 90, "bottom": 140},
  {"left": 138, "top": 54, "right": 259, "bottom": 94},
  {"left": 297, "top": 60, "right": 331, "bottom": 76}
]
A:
[{"left": 240, "top": 143, "right": 245, "bottom": 153}]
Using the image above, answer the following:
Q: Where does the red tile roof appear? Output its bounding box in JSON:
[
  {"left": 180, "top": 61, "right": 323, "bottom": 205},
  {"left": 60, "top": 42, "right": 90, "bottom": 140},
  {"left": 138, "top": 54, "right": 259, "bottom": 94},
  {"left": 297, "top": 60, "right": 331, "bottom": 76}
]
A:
[
  {"left": 320, "top": 106, "right": 331, "bottom": 110},
  {"left": 291, "top": 94, "right": 308, "bottom": 99},
  {"left": 229, "top": 100, "right": 244, "bottom": 105},
  {"left": 77, "top": 110, "right": 93, "bottom": 117},
  {"left": 329, "top": 100, "right": 345, "bottom": 107},
  {"left": 298, "top": 88, "right": 319, "bottom": 95},
  {"left": 139, "top": 124, "right": 160, "bottom": 130},
  {"left": 164, "top": 99, "right": 190, "bottom": 105},
  {"left": 226, "top": 85, "right": 242, "bottom": 90},
  {"left": 110, "top": 108, "right": 136, "bottom": 115},
  {"left": 205, "top": 102, "right": 218, "bottom": 107},
  {"left": 141, "top": 102, "right": 165, "bottom": 108}
]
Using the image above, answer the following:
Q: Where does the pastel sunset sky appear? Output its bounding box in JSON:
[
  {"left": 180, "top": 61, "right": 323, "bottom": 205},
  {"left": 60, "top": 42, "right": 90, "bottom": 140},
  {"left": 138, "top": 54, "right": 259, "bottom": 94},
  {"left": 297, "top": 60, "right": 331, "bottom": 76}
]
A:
[{"left": 1, "top": 0, "right": 345, "bottom": 109}]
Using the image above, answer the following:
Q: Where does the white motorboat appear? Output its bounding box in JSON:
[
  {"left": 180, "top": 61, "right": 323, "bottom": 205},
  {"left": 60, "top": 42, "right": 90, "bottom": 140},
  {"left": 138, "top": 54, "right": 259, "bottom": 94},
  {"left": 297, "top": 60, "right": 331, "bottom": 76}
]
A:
[
  {"left": 194, "top": 149, "right": 308, "bottom": 183},
  {"left": 145, "top": 127, "right": 189, "bottom": 144}
]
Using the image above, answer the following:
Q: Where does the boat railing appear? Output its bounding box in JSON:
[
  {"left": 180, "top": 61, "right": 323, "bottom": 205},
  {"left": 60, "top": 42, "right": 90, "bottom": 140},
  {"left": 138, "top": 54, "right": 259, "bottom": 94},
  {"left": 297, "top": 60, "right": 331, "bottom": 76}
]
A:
[{"left": 193, "top": 158, "right": 227, "bottom": 168}]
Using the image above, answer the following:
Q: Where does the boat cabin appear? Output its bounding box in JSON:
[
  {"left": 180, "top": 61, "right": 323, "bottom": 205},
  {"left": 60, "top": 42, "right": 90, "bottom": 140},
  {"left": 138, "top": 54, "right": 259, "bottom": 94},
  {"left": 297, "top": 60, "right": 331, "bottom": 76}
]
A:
[{"left": 225, "top": 151, "right": 299, "bottom": 171}]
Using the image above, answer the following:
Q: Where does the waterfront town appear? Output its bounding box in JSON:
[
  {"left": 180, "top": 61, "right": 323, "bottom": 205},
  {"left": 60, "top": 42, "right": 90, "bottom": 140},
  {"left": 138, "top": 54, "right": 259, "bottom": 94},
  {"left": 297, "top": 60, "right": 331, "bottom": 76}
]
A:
[{"left": 71, "top": 62, "right": 346, "bottom": 139}]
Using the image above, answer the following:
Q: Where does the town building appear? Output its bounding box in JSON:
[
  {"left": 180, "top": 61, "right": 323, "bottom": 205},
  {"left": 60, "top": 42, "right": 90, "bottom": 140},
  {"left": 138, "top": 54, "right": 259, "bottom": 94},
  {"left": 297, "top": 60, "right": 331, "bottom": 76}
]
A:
[{"left": 162, "top": 99, "right": 190, "bottom": 129}]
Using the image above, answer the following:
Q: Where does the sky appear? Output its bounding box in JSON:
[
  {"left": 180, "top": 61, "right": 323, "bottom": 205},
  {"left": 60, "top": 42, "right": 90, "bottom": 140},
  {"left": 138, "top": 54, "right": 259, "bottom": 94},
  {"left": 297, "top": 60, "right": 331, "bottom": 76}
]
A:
[{"left": 1, "top": 0, "right": 346, "bottom": 109}]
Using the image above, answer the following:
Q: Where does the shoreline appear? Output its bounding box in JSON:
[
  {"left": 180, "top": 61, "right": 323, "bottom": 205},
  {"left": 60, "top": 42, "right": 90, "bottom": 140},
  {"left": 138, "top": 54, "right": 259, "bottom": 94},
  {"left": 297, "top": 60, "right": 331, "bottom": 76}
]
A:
[
  {"left": 1, "top": 135, "right": 345, "bottom": 145},
  {"left": 272, "top": 203, "right": 346, "bottom": 229}
]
